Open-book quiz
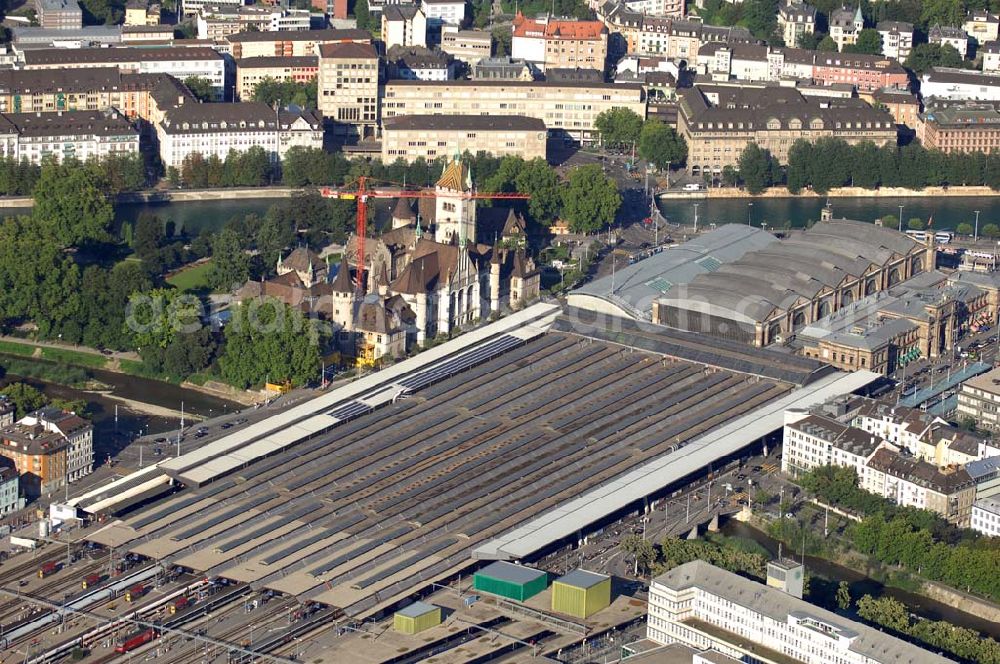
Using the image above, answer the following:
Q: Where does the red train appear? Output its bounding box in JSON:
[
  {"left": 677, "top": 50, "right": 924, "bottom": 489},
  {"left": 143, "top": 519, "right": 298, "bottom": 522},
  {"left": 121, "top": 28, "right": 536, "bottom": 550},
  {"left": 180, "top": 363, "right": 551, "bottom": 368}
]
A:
[
  {"left": 82, "top": 573, "right": 102, "bottom": 590},
  {"left": 169, "top": 596, "right": 190, "bottom": 614},
  {"left": 38, "top": 562, "right": 58, "bottom": 579},
  {"left": 115, "top": 629, "right": 158, "bottom": 654},
  {"left": 124, "top": 583, "right": 146, "bottom": 602}
]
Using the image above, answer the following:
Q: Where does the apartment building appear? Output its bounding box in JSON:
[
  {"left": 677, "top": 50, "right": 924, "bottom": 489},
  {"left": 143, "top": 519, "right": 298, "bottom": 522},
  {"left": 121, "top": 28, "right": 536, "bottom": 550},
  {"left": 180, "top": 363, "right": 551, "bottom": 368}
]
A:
[
  {"left": 877, "top": 20, "right": 913, "bottom": 61},
  {"left": 958, "top": 365, "right": 1000, "bottom": 429},
  {"left": 236, "top": 56, "right": 318, "bottom": 100},
  {"left": 182, "top": 0, "right": 240, "bottom": 16},
  {"left": 440, "top": 29, "right": 491, "bottom": 63},
  {"left": 386, "top": 46, "right": 455, "bottom": 81},
  {"left": 0, "top": 407, "right": 93, "bottom": 498},
  {"left": 971, "top": 495, "right": 1000, "bottom": 536},
  {"left": 871, "top": 86, "right": 920, "bottom": 127},
  {"left": 781, "top": 412, "right": 882, "bottom": 478},
  {"left": 197, "top": 6, "right": 310, "bottom": 40},
  {"left": 699, "top": 44, "right": 908, "bottom": 92},
  {"left": 648, "top": 561, "right": 952, "bottom": 664},
  {"left": 863, "top": 448, "right": 976, "bottom": 526},
  {"left": 124, "top": 0, "right": 160, "bottom": 25},
  {"left": 617, "top": 0, "right": 683, "bottom": 17},
  {"left": 317, "top": 41, "right": 380, "bottom": 136},
  {"left": 381, "top": 79, "right": 646, "bottom": 143},
  {"left": 778, "top": 1, "right": 815, "bottom": 49},
  {"left": 965, "top": 11, "right": 1000, "bottom": 45},
  {"left": 35, "top": 0, "right": 83, "bottom": 30},
  {"left": 0, "top": 68, "right": 173, "bottom": 120},
  {"left": 599, "top": 3, "right": 753, "bottom": 60},
  {"left": 0, "top": 465, "right": 21, "bottom": 515},
  {"left": 420, "top": 0, "right": 464, "bottom": 28},
  {"left": 984, "top": 41, "right": 1000, "bottom": 72},
  {"left": 930, "top": 24, "right": 969, "bottom": 59},
  {"left": 382, "top": 5, "right": 427, "bottom": 49},
  {"left": 226, "top": 28, "right": 371, "bottom": 58},
  {"left": 919, "top": 101, "right": 1000, "bottom": 153},
  {"left": 156, "top": 102, "right": 323, "bottom": 169},
  {"left": 678, "top": 85, "right": 896, "bottom": 176},
  {"left": 512, "top": 14, "right": 608, "bottom": 72},
  {"left": 472, "top": 57, "right": 534, "bottom": 80},
  {"left": 382, "top": 115, "right": 546, "bottom": 163},
  {"left": 21, "top": 48, "right": 227, "bottom": 101},
  {"left": 829, "top": 5, "right": 863, "bottom": 52},
  {"left": 0, "top": 109, "right": 139, "bottom": 165}
]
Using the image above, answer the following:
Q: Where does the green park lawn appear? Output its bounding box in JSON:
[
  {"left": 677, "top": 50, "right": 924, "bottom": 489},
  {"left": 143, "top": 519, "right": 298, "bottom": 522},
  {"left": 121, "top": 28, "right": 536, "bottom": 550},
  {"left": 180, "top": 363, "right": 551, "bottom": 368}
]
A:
[{"left": 166, "top": 260, "right": 213, "bottom": 292}]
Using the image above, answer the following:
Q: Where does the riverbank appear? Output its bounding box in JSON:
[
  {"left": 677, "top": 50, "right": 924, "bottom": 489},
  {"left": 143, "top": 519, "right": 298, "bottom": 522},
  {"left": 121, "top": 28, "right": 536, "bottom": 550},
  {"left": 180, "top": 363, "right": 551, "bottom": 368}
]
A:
[
  {"left": 737, "top": 515, "right": 1000, "bottom": 633},
  {"left": 0, "top": 186, "right": 305, "bottom": 209},
  {"left": 659, "top": 185, "right": 1000, "bottom": 200},
  {"left": 0, "top": 336, "right": 259, "bottom": 406}
]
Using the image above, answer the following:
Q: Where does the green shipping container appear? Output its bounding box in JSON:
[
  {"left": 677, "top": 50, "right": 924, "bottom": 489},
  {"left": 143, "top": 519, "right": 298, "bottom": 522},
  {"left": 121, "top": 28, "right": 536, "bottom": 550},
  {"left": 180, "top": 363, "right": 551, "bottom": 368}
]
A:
[
  {"left": 393, "top": 602, "right": 441, "bottom": 635},
  {"left": 551, "top": 569, "right": 611, "bottom": 618},
  {"left": 473, "top": 561, "right": 548, "bottom": 601}
]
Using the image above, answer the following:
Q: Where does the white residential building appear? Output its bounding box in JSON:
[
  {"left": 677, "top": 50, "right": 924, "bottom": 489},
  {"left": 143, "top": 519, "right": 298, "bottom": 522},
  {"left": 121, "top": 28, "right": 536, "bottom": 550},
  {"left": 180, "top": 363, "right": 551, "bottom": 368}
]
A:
[
  {"left": 382, "top": 5, "right": 427, "bottom": 49},
  {"left": 0, "top": 109, "right": 139, "bottom": 165},
  {"left": 971, "top": 496, "right": 1000, "bottom": 536},
  {"left": 778, "top": 1, "right": 816, "bottom": 49},
  {"left": 930, "top": 24, "right": 969, "bottom": 59},
  {"left": 877, "top": 20, "right": 913, "bottom": 61},
  {"left": 862, "top": 447, "right": 976, "bottom": 526},
  {"left": 922, "top": 67, "right": 1000, "bottom": 100},
  {"left": 182, "top": 0, "right": 239, "bottom": 16},
  {"left": 156, "top": 103, "right": 323, "bottom": 170},
  {"left": 829, "top": 5, "right": 863, "bottom": 52},
  {"left": 965, "top": 10, "right": 1000, "bottom": 45},
  {"left": 621, "top": 0, "right": 683, "bottom": 16},
  {"left": 420, "top": 0, "right": 464, "bottom": 28},
  {"left": 781, "top": 411, "right": 882, "bottom": 478},
  {"left": 984, "top": 41, "right": 1000, "bottom": 72},
  {"left": 648, "top": 560, "right": 953, "bottom": 664}
]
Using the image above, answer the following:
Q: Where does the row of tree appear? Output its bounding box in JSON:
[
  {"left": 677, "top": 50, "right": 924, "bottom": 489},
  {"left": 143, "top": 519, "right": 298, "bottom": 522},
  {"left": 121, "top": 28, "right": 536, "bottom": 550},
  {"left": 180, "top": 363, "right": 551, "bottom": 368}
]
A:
[
  {"left": 593, "top": 108, "right": 689, "bottom": 171},
  {"left": 731, "top": 139, "right": 1000, "bottom": 194},
  {"left": 169, "top": 147, "right": 275, "bottom": 189},
  {"left": 621, "top": 534, "right": 769, "bottom": 579},
  {"left": 856, "top": 594, "right": 1000, "bottom": 663},
  {"left": 799, "top": 466, "right": 1000, "bottom": 603},
  {"left": 251, "top": 78, "right": 318, "bottom": 110}
]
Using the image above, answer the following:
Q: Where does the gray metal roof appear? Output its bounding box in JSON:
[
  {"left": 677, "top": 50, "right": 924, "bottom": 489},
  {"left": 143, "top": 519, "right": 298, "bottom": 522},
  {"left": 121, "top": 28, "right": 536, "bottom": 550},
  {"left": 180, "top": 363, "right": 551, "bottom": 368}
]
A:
[
  {"left": 396, "top": 601, "right": 438, "bottom": 617},
  {"left": 570, "top": 224, "right": 778, "bottom": 320},
  {"left": 474, "top": 369, "right": 879, "bottom": 560},
  {"left": 655, "top": 561, "right": 951, "bottom": 664},
  {"left": 555, "top": 569, "right": 608, "bottom": 589},
  {"left": 477, "top": 561, "right": 546, "bottom": 585},
  {"left": 966, "top": 455, "right": 1000, "bottom": 480}
]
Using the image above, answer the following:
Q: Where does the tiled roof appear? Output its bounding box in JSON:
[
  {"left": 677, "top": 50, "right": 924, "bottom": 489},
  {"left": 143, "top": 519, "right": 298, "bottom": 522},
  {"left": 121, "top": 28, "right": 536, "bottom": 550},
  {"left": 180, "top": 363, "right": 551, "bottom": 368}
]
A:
[{"left": 512, "top": 14, "right": 605, "bottom": 40}]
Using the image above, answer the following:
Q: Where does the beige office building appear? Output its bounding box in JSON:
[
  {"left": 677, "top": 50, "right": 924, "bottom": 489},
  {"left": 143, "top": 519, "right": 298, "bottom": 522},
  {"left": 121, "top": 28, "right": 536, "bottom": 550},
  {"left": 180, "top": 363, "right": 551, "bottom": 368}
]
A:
[
  {"left": 318, "top": 41, "right": 379, "bottom": 137},
  {"left": 236, "top": 56, "right": 318, "bottom": 100},
  {"left": 440, "top": 29, "right": 491, "bottom": 63},
  {"left": 227, "top": 28, "right": 370, "bottom": 59},
  {"left": 381, "top": 80, "right": 645, "bottom": 143},
  {"left": 382, "top": 115, "right": 546, "bottom": 163}
]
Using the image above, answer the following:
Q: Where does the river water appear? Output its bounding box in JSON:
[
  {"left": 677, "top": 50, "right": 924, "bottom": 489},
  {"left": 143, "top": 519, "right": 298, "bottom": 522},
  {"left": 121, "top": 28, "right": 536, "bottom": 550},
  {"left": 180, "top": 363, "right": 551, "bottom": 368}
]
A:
[
  {"left": 720, "top": 519, "right": 1000, "bottom": 639},
  {"left": 0, "top": 364, "right": 239, "bottom": 461},
  {"left": 657, "top": 195, "right": 1000, "bottom": 231}
]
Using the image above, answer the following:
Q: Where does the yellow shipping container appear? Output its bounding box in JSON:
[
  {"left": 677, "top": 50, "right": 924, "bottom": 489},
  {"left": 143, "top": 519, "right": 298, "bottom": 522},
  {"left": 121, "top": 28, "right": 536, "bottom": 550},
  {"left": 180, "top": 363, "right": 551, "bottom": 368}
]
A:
[
  {"left": 552, "top": 570, "right": 611, "bottom": 619},
  {"left": 393, "top": 602, "right": 441, "bottom": 634}
]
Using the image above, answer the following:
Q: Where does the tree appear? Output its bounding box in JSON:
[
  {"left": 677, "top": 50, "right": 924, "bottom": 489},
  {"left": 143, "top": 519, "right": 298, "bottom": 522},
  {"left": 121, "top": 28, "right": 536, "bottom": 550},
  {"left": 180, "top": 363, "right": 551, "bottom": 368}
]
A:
[
  {"left": 836, "top": 581, "right": 852, "bottom": 611},
  {"left": 133, "top": 213, "right": 165, "bottom": 265},
  {"left": 515, "top": 158, "right": 563, "bottom": 225},
  {"left": 126, "top": 288, "right": 202, "bottom": 354},
  {"left": 32, "top": 160, "right": 114, "bottom": 248},
  {"left": 492, "top": 26, "right": 512, "bottom": 56},
  {"left": 798, "top": 31, "right": 823, "bottom": 50},
  {"left": 984, "top": 223, "right": 1000, "bottom": 238},
  {"left": 722, "top": 165, "right": 740, "bottom": 187},
  {"left": 639, "top": 120, "right": 688, "bottom": 171},
  {"left": 956, "top": 222, "right": 973, "bottom": 235},
  {"left": 184, "top": 76, "right": 215, "bottom": 102},
  {"left": 0, "top": 383, "right": 47, "bottom": 418},
  {"left": 921, "top": 0, "right": 964, "bottom": 29},
  {"left": 594, "top": 107, "right": 643, "bottom": 148},
  {"left": 817, "top": 35, "right": 839, "bottom": 51},
  {"left": 907, "top": 217, "right": 925, "bottom": 230},
  {"left": 905, "top": 43, "right": 963, "bottom": 74},
  {"left": 737, "top": 143, "right": 776, "bottom": 194},
  {"left": 219, "top": 298, "right": 321, "bottom": 388},
  {"left": 79, "top": 0, "right": 124, "bottom": 24},
  {"left": 252, "top": 78, "right": 318, "bottom": 110},
  {"left": 622, "top": 535, "right": 657, "bottom": 575},
  {"left": 208, "top": 227, "right": 251, "bottom": 291},
  {"left": 560, "top": 164, "right": 621, "bottom": 234},
  {"left": 353, "top": 0, "right": 372, "bottom": 31},
  {"left": 845, "top": 28, "right": 882, "bottom": 54}
]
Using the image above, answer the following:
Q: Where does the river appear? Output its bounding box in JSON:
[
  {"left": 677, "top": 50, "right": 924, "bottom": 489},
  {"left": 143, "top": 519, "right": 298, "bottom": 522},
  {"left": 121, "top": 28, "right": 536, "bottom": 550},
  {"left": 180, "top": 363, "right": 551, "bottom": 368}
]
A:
[
  {"left": 0, "top": 364, "right": 239, "bottom": 461},
  {"left": 720, "top": 519, "right": 1000, "bottom": 639},
  {"left": 657, "top": 195, "right": 1000, "bottom": 231}
]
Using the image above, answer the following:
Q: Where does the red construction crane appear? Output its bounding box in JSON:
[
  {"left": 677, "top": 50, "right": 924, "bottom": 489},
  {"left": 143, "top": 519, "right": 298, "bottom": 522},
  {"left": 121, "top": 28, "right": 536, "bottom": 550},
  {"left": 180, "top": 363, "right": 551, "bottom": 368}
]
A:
[{"left": 321, "top": 175, "right": 530, "bottom": 291}]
